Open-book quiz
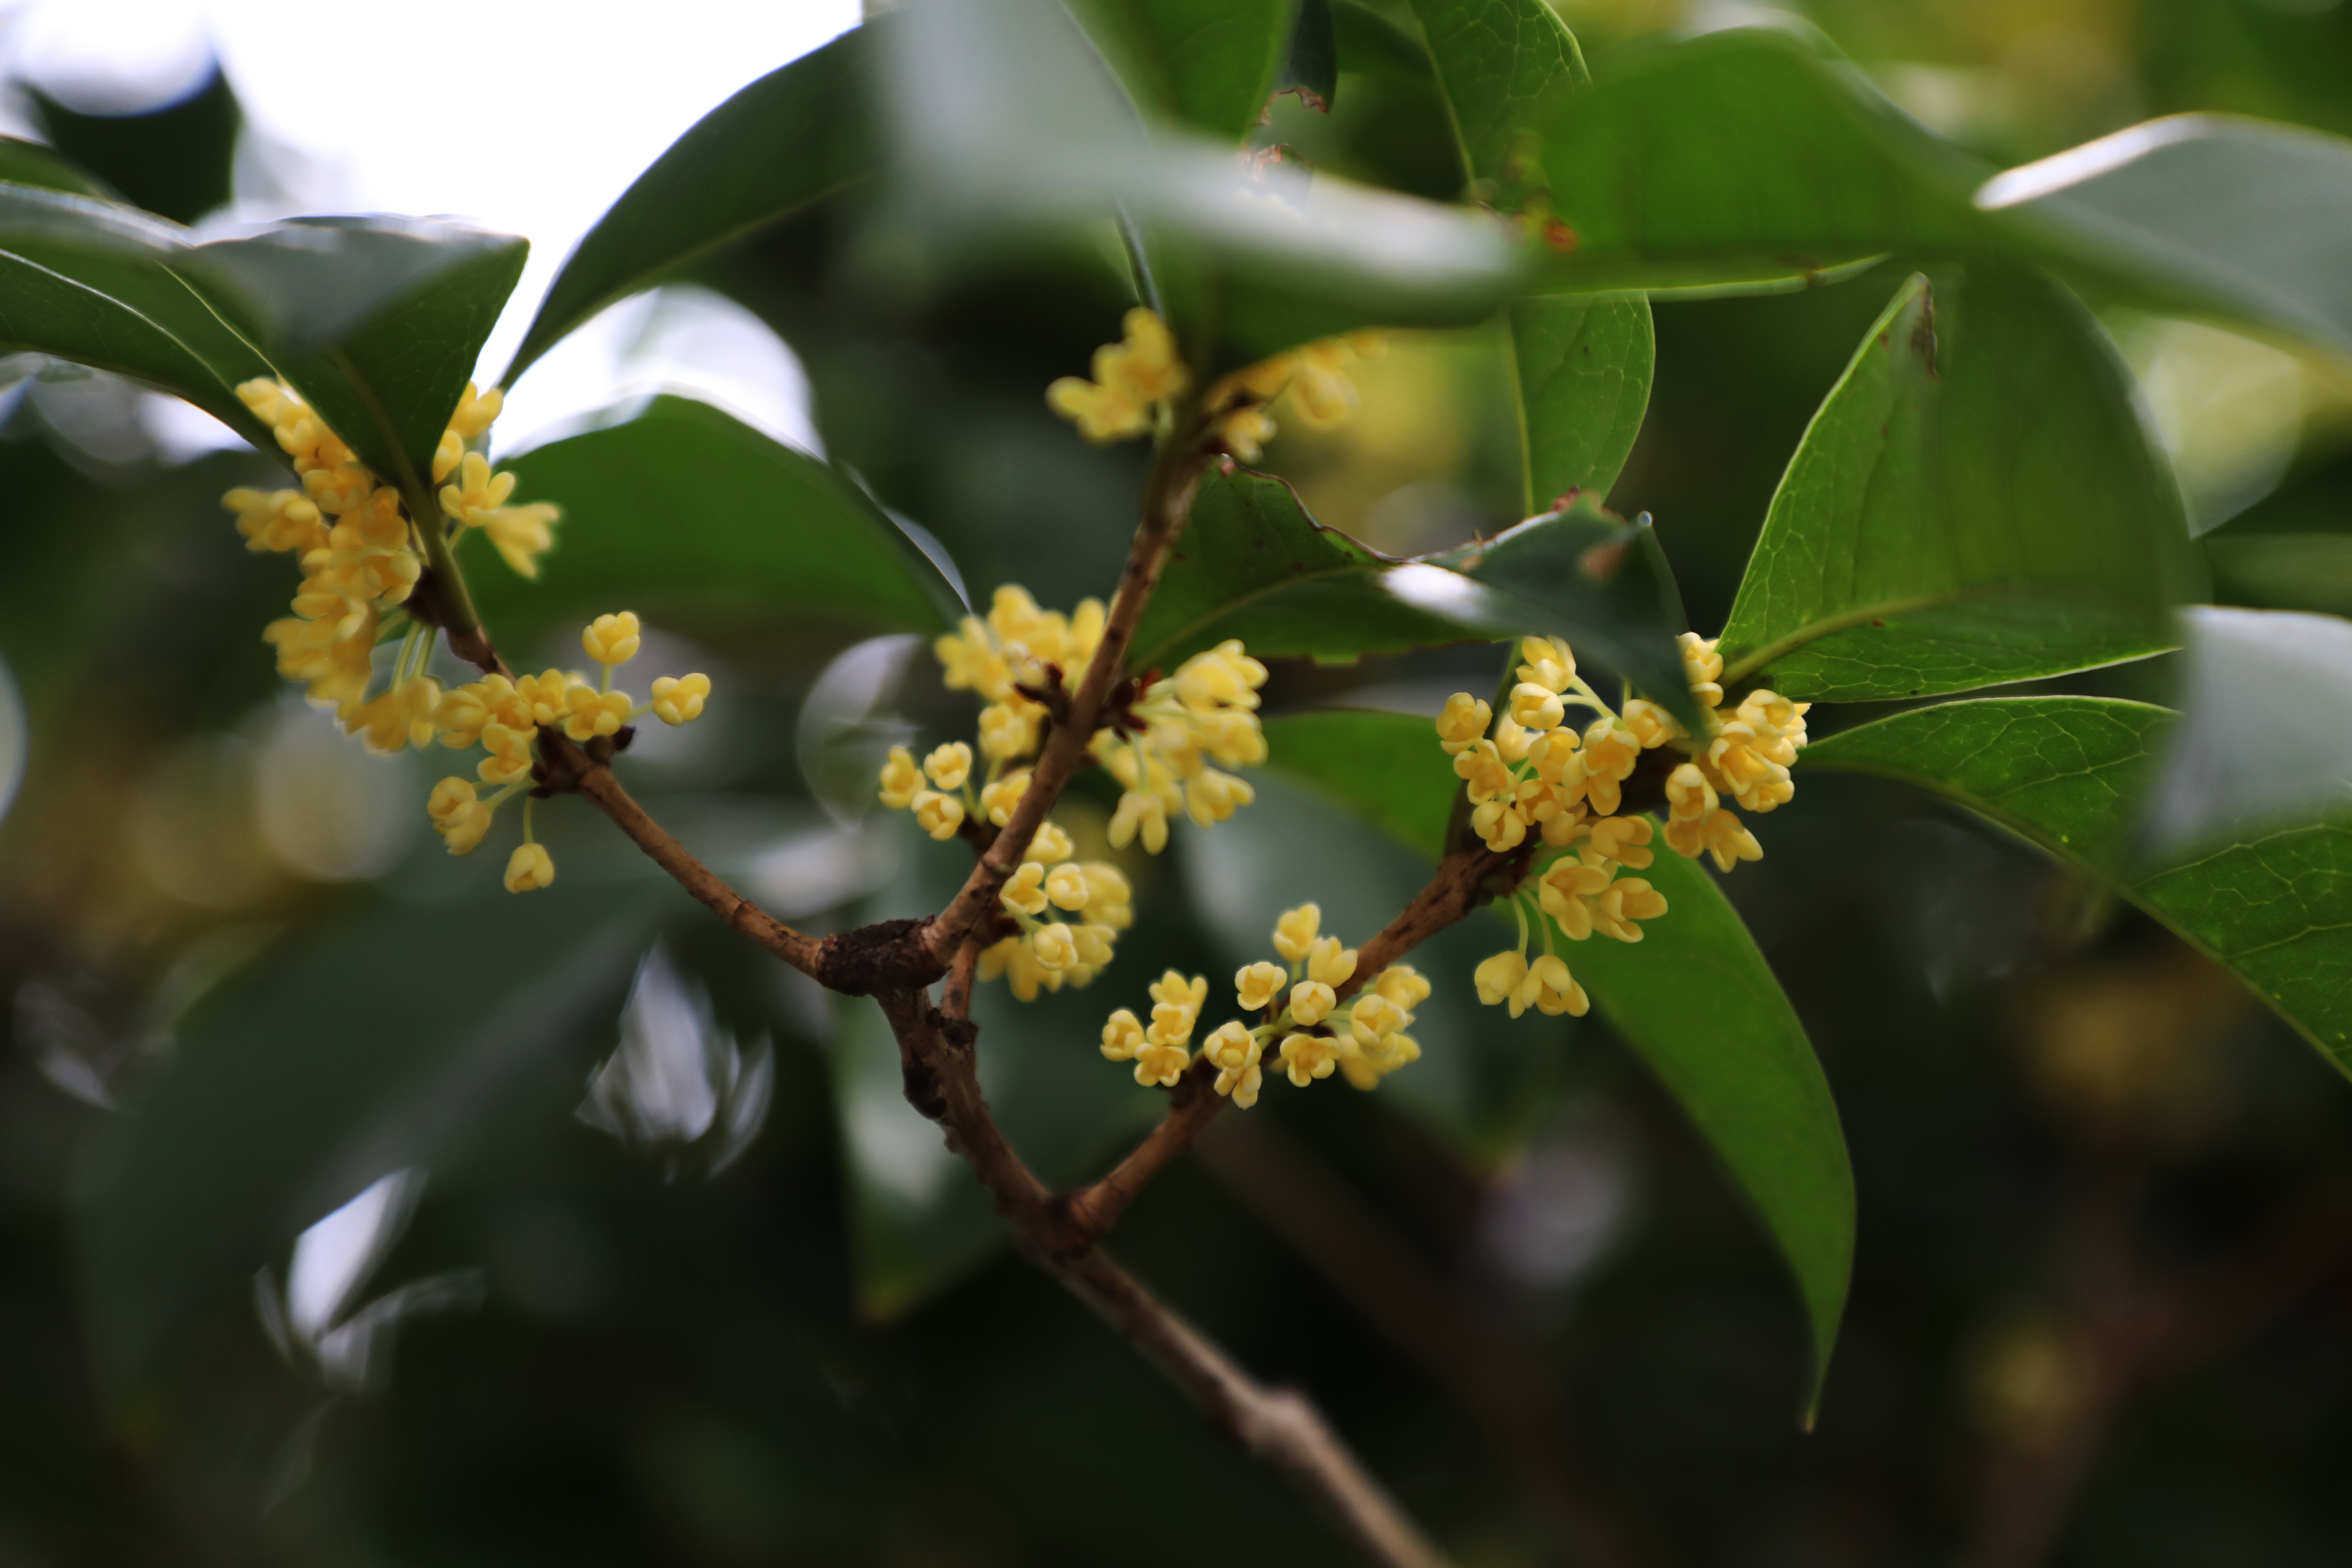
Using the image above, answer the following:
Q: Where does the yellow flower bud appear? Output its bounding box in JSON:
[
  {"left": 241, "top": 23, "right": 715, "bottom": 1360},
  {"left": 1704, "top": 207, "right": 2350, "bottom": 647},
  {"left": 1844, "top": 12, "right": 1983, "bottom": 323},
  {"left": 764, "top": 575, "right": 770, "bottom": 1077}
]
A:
[
  {"left": 1026, "top": 821, "right": 1073, "bottom": 865},
  {"left": 1510, "top": 682, "right": 1566, "bottom": 732},
  {"left": 1524, "top": 954, "right": 1589, "bottom": 1017},
  {"left": 478, "top": 722, "right": 535, "bottom": 786},
  {"left": 1003, "top": 861, "right": 1049, "bottom": 916},
  {"left": 448, "top": 381, "right": 503, "bottom": 440},
  {"left": 1288, "top": 980, "right": 1337, "bottom": 1026},
  {"left": 878, "top": 746, "right": 922, "bottom": 809},
  {"left": 981, "top": 769, "right": 1031, "bottom": 826},
  {"left": 1150, "top": 971, "right": 1209, "bottom": 1013},
  {"left": 563, "top": 687, "right": 634, "bottom": 742},
  {"left": 1435, "top": 692, "right": 1491, "bottom": 755},
  {"left": 1044, "top": 863, "right": 1091, "bottom": 910},
  {"left": 1184, "top": 768, "right": 1254, "bottom": 827},
  {"left": 1031, "top": 922, "right": 1078, "bottom": 972},
  {"left": 1474, "top": 950, "right": 1529, "bottom": 1011},
  {"left": 649, "top": 673, "right": 711, "bottom": 726},
  {"left": 913, "top": 789, "right": 965, "bottom": 840},
  {"left": 1278, "top": 1032, "right": 1340, "bottom": 1086},
  {"left": 1202, "top": 1021, "right": 1263, "bottom": 1107},
  {"left": 923, "top": 741, "right": 973, "bottom": 791},
  {"left": 1101, "top": 1008, "right": 1146, "bottom": 1061},
  {"left": 1516, "top": 635, "right": 1576, "bottom": 693},
  {"left": 427, "top": 777, "right": 493, "bottom": 856},
  {"left": 504, "top": 841, "right": 555, "bottom": 894},
  {"left": 1471, "top": 798, "right": 1528, "bottom": 852},
  {"left": 1109, "top": 789, "right": 1169, "bottom": 854},
  {"left": 1349, "top": 993, "right": 1407, "bottom": 1049},
  {"left": 582, "top": 611, "right": 642, "bottom": 665},
  {"left": 1373, "top": 965, "right": 1432, "bottom": 1010},
  {"left": 1272, "top": 903, "right": 1321, "bottom": 963},
  {"left": 1304, "top": 935, "right": 1356, "bottom": 988},
  {"left": 1133, "top": 1037, "right": 1191, "bottom": 1088},
  {"left": 978, "top": 701, "right": 1036, "bottom": 760},
  {"left": 1235, "top": 961, "right": 1287, "bottom": 1012}
]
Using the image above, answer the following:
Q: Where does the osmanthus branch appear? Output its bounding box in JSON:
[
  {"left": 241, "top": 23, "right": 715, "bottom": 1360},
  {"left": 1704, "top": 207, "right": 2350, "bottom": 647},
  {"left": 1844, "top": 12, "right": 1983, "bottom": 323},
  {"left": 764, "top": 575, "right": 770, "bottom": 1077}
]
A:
[
  {"left": 920, "top": 431, "right": 1209, "bottom": 968},
  {"left": 1059, "top": 844, "right": 1510, "bottom": 1244}
]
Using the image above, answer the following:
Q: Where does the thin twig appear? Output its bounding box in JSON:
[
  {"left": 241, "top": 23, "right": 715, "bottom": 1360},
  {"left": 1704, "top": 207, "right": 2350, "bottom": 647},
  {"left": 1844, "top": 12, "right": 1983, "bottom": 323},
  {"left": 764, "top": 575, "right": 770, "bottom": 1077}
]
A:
[
  {"left": 1061, "top": 844, "right": 1507, "bottom": 1247},
  {"left": 923, "top": 436, "right": 1207, "bottom": 965}
]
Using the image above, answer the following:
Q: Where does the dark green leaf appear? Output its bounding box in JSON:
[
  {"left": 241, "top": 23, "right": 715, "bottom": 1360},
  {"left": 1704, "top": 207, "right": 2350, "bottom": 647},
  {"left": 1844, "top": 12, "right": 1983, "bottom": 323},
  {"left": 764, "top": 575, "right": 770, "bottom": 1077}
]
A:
[
  {"left": 489, "top": 395, "right": 958, "bottom": 633},
  {"left": 1714, "top": 267, "right": 2197, "bottom": 703},
  {"left": 1262, "top": 709, "right": 1456, "bottom": 856},
  {"left": 1262, "top": 707, "right": 1853, "bottom": 1411},
  {"left": 1800, "top": 690, "right": 2352, "bottom": 1071},
  {"left": 1978, "top": 115, "right": 2352, "bottom": 359},
  {"left": 2206, "top": 533, "right": 2352, "bottom": 618},
  {"left": 1280, "top": 0, "right": 1338, "bottom": 111},
  {"left": 0, "top": 184, "right": 273, "bottom": 446},
  {"left": 1132, "top": 466, "right": 1695, "bottom": 723},
  {"left": 1406, "top": 0, "right": 1588, "bottom": 189},
  {"left": 1557, "top": 848, "right": 1851, "bottom": 1417},
  {"left": 0, "top": 135, "right": 121, "bottom": 201},
  {"left": 175, "top": 217, "right": 528, "bottom": 502},
  {"left": 504, "top": 26, "right": 880, "bottom": 386},
  {"left": 1069, "top": 0, "right": 1295, "bottom": 142},
  {"left": 1508, "top": 292, "right": 1651, "bottom": 512},
  {"left": 1528, "top": 26, "right": 1995, "bottom": 294},
  {"left": 1330, "top": 0, "right": 1433, "bottom": 86},
  {"left": 77, "top": 885, "right": 674, "bottom": 1379}
]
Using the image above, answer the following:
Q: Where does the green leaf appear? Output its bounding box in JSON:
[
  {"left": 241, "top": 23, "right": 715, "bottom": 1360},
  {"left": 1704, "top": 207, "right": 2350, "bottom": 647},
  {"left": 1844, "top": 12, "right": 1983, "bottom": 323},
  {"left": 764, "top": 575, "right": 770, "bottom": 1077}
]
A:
[
  {"left": 1131, "top": 465, "right": 1696, "bottom": 724},
  {"left": 1279, "top": 0, "right": 1338, "bottom": 111},
  {"left": 504, "top": 26, "right": 880, "bottom": 387},
  {"left": 1331, "top": 0, "right": 1433, "bottom": 86},
  {"left": 1528, "top": 26, "right": 1995, "bottom": 295},
  {"left": 1262, "top": 708, "right": 1853, "bottom": 1413},
  {"left": 76, "top": 885, "right": 674, "bottom": 1379},
  {"left": 1977, "top": 115, "right": 2352, "bottom": 359},
  {"left": 0, "top": 135, "right": 121, "bottom": 201},
  {"left": 1507, "top": 292, "right": 1652, "bottom": 512},
  {"left": 489, "top": 395, "right": 962, "bottom": 634},
  {"left": 1556, "top": 848, "right": 1851, "bottom": 1417},
  {"left": 2206, "top": 534, "right": 2352, "bottom": 619},
  {"left": 1714, "top": 267, "right": 2197, "bottom": 703},
  {"left": 1261, "top": 709, "right": 1457, "bottom": 856},
  {"left": 175, "top": 217, "right": 528, "bottom": 504},
  {"left": 1405, "top": 0, "right": 1588, "bottom": 189},
  {"left": 1799, "top": 688, "right": 2352, "bottom": 1071},
  {"left": 0, "top": 184, "right": 273, "bottom": 446},
  {"left": 884, "top": 0, "right": 1518, "bottom": 358},
  {"left": 1069, "top": 0, "right": 1295, "bottom": 142}
]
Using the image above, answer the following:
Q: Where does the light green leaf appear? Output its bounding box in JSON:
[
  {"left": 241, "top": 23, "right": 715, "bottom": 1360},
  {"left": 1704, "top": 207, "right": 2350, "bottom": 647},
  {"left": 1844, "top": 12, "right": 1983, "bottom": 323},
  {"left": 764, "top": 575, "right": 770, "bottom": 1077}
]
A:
[
  {"left": 504, "top": 26, "right": 880, "bottom": 386},
  {"left": 489, "top": 395, "right": 962, "bottom": 634},
  {"left": 0, "top": 136, "right": 120, "bottom": 200},
  {"left": 1977, "top": 115, "right": 2352, "bottom": 359},
  {"left": 1262, "top": 708, "right": 1853, "bottom": 1413},
  {"left": 0, "top": 184, "right": 273, "bottom": 446},
  {"left": 1528, "top": 26, "right": 1994, "bottom": 295},
  {"left": 1406, "top": 0, "right": 1587, "bottom": 189},
  {"left": 177, "top": 217, "right": 528, "bottom": 505},
  {"left": 884, "top": 0, "right": 1518, "bottom": 360},
  {"left": 1069, "top": 0, "right": 1295, "bottom": 142},
  {"left": 1507, "top": 292, "right": 1652, "bottom": 513},
  {"left": 1131, "top": 466, "right": 1696, "bottom": 723},
  {"left": 76, "top": 886, "right": 673, "bottom": 1379},
  {"left": 1800, "top": 689, "right": 2352, "bottom": 1071},
  {"left": 1715, "top": 267, "right": 2197, "bottom": 703}
]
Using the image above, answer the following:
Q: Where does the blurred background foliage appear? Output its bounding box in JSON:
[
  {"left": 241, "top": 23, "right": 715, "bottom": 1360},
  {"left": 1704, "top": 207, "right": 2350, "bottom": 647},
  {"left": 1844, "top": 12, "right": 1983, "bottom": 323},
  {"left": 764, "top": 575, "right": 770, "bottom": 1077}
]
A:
[{"left": 5, "top": 1, "right": 2352, "bottom": 1564}]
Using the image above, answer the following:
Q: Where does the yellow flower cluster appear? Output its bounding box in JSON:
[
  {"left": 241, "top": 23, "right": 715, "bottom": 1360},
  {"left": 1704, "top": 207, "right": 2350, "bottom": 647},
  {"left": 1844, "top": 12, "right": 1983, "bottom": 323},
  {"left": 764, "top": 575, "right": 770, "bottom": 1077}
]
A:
[
  {"left": 1100, "top": 905, "right": 1429, "bottom": 1107},
  {"left": 1042, "top": 308, "right": 1380, "bottom": 463},
  {"left": 934, "top": 585, "right": 1106, "bottom": 787},
  {"left": 1046, "top": 308, "right": 1188, "bottom": 444},
  {"left": 425, "top": 611, "right": 712, "bottom": 892},
  {"left": 1445, "top": 629, "right": 1812, "bottom": 1018},
  {"left": 1199, "top": 333, "right": 1383, "bottom": 462},
  {"left": 970, "top": 820, "right": 1135, "bottom": 1001},
  {"left": 224, "top": 378, "right": 561, "bottom": 754},
  {"left": 1090, "top": 639, "right": 1267, "bottom": 855}
]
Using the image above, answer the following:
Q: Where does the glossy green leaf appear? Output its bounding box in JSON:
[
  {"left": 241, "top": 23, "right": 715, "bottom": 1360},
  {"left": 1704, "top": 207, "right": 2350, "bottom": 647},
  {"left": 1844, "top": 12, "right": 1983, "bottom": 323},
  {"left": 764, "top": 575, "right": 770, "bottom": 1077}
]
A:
[
  {"left": 1977, "top": 115, "right": 2352, "bottom": 359},
  {"left": 884, "top": 0, "right": 1518, "bottom": 356},
  {"left": 0, "top": 135, "right": 120, "bottom": 200},
  {"left": 0, "top": 184, "right": 273, "bottom": 446},
  {"left": 175, "top": 217, "right": 528, "bottom": 503},
  {"left": 504, "top": 26, "right": 879, "bottom": 386},
  {"left": 1406, "top": 0, "right": 1587, "bottom": 189},
  {"left": 1131, "top": 465, "right": 1696, "bottom": 723},
  {"left": 1262, "top": 708, "right": 1852, "bottom": 1411},
  {"left": 1802, "top": 691, "right": 2352, "bottom": 1071},
  {"left": 77, "top": 885, "right": 674, "bottom": 1378},
  {"left": 1070, "top": 0, "right": 1294, "bottom": 142},
  {"left": 1508, "top": 292, "right": 1652, "bottom": 512},
  {"left": 1528, "top": 26, "right": 1995, "bottom": 295},
  {"left": 1715, "top": 267, "right": 2196, "bottom": 703},
  {"left": 1556, "top": 848, "right": 1850, "bottom": 1415},
  {"left": 489, "top": 395, "right": 962, "bottom": 634}
]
